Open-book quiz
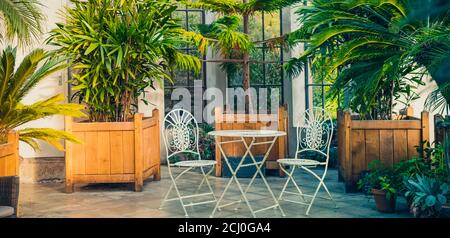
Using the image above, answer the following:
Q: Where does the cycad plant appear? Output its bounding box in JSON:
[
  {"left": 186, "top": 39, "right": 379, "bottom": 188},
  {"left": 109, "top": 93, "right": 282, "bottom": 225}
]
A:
[
  {"left": 286, "top": 0, "right": 428, "bottom": 120},
  {"left": 48, "top": 0, "right": 202, "bottom": 122},
  {"left": 0, "top": 46, "right": 85, "bottom": 150},
  {"left": 185, "top": 0, "right": 302, "bottom": 111},
  {"left": 0, "top": 0, "right": 44, "bottom": 46}
]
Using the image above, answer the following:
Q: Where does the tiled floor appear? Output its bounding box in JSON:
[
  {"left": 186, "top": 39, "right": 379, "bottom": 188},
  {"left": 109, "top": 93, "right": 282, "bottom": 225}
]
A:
[{"left": 19, "top": 166, "right": 411, "bottom": 218}]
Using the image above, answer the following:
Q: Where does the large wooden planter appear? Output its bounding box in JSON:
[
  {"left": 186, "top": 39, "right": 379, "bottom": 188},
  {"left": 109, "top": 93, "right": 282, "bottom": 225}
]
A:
[
  {"left": 214, "top": 106, "right": 288, "bottom": 177},
  {"left": 0, "top": 132, "right": 19, "bottom": 177},
  {"left": 65, "top": 109, "right": 161, "bottom": 193},
  {"left": 434, "top": 114, "right": 449, "bottom": 144},
  {"left": 338, "top": 110, "right": 429, "bottom": 192}
]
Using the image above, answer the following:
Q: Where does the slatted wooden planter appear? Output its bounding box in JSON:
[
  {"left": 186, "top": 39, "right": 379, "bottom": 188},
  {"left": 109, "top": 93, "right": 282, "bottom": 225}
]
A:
[
  {"left": 214, "top": 106, "right": 288, "bottom": 177},
  {"left": 338, "top": 110, "right": 430, "bottom": 192},
  {"left": 0, "top": 132, "right": 19, "bottom": 177},
  {"left": 434, "top": 114, "right": 449, "bottom": 144},
  {"left": 65, "top": 109, "right": 161, "bottom": 193}
]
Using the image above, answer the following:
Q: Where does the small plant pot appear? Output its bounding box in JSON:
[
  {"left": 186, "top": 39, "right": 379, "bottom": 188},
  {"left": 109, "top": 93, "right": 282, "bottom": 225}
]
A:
[{"left": 372, "top": 189, "right": 397, "bottom": 213}]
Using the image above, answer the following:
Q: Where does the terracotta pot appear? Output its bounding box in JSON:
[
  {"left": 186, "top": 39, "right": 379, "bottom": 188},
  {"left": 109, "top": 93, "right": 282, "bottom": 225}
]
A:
[{"left": 372, "top": 189, "right": 397, "bottom": 213}]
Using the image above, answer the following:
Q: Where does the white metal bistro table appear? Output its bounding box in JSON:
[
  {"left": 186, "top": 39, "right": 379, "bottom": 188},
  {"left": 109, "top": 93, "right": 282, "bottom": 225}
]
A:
[{"left": 208, "top": 129, "right": 286, "bottom": 218}]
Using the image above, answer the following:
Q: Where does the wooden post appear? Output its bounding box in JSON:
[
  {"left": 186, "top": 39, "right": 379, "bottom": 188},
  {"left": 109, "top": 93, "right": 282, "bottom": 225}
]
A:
[
  {"left": 434, "top": 114, "right": 445, "bottom": 144},
  {"left": 341, "top": 111, "right": 353, "bottom": 192},
  {"left": 64, "top": 116, "right": 74, "bottom": 193},
  {"left": 152, "top": 109, "right": 161, "bottom": 181},
  {"left": 6, "top": 132, "right": 19, "bottom": 176},
  {"left": 214, "top": 106, "right": 222, "bottom": 177},
  {"left": 134, "top": 113, "right": 144, "bottom": 192},
  {"left": 406, "top": 107, "right": 414, "bottom": 117},
  {"left": 421, "top": 111, "right": 430, "bottom": 150},
  {"left": 278, "top": 106, "right": 287, "bottom": 177}
]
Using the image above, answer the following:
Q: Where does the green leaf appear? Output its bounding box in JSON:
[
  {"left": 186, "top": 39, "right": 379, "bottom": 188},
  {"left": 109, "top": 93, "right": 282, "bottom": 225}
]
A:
[
  {"left": 425, "top": 195, "right": 436, "bottom": 207},
  {"left": 84, "top": 43, "right": 99, "bottom": 55}
]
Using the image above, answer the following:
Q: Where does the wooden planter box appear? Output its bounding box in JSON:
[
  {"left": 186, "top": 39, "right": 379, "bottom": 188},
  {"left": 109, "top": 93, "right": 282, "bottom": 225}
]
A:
[
  {"left": 0, "top": 132, "right": 19, "bottom": 177},
  {"left": 434, "top": 114, "right": 449, "bottom": 144},
  {"left": 65, "top": 109, "right": 161, "bottom": 193},
  {"left": 338, "top": 110, "right": 429, "bottom": 192},
  {"left": 214, "top": 106, "right": 288, "bottom": 177}
]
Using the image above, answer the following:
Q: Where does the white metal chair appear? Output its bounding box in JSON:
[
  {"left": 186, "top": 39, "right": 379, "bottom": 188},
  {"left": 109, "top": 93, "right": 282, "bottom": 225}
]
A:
[
  {"left": 277, "top": 107, "right": 336, "bottom": 215},
  {"left": 159, "top": 109, "right": 217, "bottom": 217}
]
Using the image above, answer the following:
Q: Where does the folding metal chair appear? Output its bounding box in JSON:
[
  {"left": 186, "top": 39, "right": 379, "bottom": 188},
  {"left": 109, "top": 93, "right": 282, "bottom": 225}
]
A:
[
  {"left": 159, "top": 109, "right": 217, "bottom": 217},
  {"left": 277, "top": 107, "right": 337, "bottom": 215}
]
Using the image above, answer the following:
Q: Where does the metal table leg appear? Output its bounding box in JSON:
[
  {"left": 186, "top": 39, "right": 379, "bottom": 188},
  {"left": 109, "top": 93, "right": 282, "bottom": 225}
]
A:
[{"left": 210, "top": 135, "right": 285, "bottom": 218}]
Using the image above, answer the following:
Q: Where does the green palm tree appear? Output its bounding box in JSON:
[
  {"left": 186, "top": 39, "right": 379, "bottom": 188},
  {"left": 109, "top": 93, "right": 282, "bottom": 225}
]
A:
[
  {"left": 0, "top": 46, "right": 85, "bottom": 150},
  {"left": 414, "top": 24, "right": 450, "bottom": 114},
  {"left": 286, "top": 0, "right": 427, "bottom": 119},
  {"left": 185, "top": 0, "right": 302, "bottom": 111},
  {"left": 0, "top": 0, "right": 44, "bottom": 46}
]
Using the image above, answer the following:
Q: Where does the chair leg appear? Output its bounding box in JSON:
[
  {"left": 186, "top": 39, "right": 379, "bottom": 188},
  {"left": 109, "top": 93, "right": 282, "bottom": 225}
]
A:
[
  {"left": 159, "top": 182, "right": 174, "bottom": 210},
  {"left": 305, "top": 181, "right": 322, "bottom": 216},
  {"left": 278, "top": 165, "right": 306, "bottom": 202},
  {"left": 202, "top": 166, "right": 217, "bottom": 202},
  {"left": 321, "top": 181, "right": 337, "bottom": 208},
  {"left": 161, "top": 167, "right": 191, "bottom": 217},
  {"left": 171, "top": 176, "right": 189, "bottom": 217}
]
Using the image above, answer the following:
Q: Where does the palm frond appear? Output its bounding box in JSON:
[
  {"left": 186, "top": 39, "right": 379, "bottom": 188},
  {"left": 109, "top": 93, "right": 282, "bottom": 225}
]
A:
[
  {"left": 18, "top": 128, "right": 82, "bottom": 151},
  {"left": 0, "top": 0, "right": 44, "bottom": 46},
  {"left": 425, "top": 87, "right": 449, "bottom": 115},
  {"left": 0, "top": 47, "right": 85, "bottom": 149}
]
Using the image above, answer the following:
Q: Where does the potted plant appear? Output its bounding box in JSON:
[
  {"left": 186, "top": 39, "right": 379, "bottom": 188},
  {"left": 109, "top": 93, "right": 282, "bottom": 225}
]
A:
[
  {"left": 395, "top": 142, "right": 450, "bottom": 217},
  {"left": 0, "top": 47, "right": 85, "bottom": 177},
  {"left": 48, "top": 0, "right": 202, "bottom": 192},
  {"left": 358, "top": 160, "right": 401, "bottom": 213}
]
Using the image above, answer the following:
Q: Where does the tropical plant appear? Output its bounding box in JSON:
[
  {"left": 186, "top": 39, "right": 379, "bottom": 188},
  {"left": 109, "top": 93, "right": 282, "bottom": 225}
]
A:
[
  {"left": 48, "top": 0, "right": 202, "bottom": 122},
  {"left": 0, "top": 0, "right": 44, "bottom": 46},
  {"left": 407, "top": 0, "right": 450, "bottom": 115},
  {"left": 0, "top": 46, "right": 85, "bottom": 150},
  {"left": 358, "top": 160, "right": 402, "bottom": 199},
  {"left": 184, "top": 0, "right": 302, "bottom": 111},
  {"left": 416, "top": 24, "right": 450, "bottom": 115},
  {"left": 393, "top": 142, "right": 448, "bottom": 196},
  {"left": 404, "top": 174, "right": 449, "bottom": 218},
  {"left": 286, "top": 0, "right": 430, "bottom": 120}
]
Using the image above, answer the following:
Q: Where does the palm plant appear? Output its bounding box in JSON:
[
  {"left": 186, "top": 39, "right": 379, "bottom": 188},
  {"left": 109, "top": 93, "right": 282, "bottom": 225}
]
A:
[
  {"left": 0, "top": 0, "right": 44, "bottom": 46},
  {"left": 185, "top": 0, "right": 302, "bottom": 111},
  {"left": 414, "top": 22, "right": 450, "bottom": 114},
  {"left": 0, "top": 46, "right": 85, "bottom": 150},
  {"left": 48, "top": 0, "right": 202, "bottom": 122},
  {"left": 286, "top": 0, "right": 428, "bottom": 120}
]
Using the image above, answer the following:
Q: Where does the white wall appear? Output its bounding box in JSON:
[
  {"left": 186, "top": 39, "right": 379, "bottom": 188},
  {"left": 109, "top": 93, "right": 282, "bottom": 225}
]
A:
[
  {"left": 14, "top": 0, "right": 68, "bottom": 159},
  {"left": 289, "top": 7, "right": 310, "bottom": 127}
]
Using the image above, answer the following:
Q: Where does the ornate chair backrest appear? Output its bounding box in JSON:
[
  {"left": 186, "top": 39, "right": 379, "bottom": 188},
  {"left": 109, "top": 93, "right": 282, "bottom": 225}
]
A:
[
  {"left": 163, "top": 109, "right": 200, "bottom": 165},
  {"left": 296, "top": 107, "right": 334, "bottom": 161}
]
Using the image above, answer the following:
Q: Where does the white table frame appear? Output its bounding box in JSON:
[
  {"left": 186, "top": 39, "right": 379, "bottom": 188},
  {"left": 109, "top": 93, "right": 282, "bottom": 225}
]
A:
[{"left": 209, "top": 130, "right": 286, "bottom": 218}]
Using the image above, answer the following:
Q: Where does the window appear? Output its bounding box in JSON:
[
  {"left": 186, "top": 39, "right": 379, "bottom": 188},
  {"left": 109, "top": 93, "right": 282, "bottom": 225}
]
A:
[
  {"left": 226, "top": 11, "right": 285, "bottom": 109},
  {"left": 164, "top": 6, "right": 206, "bottom": 114}
]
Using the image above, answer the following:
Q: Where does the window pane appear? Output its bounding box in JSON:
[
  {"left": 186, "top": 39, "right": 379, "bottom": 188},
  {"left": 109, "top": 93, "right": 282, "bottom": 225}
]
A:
[{"left": 264, "top": 12, "right": 281, "bottom": 39}]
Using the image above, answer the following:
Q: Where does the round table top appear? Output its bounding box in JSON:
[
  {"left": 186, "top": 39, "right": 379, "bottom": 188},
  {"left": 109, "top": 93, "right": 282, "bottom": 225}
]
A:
[{"left": 208, "top": 130, "right": 286, "bottom": 138}]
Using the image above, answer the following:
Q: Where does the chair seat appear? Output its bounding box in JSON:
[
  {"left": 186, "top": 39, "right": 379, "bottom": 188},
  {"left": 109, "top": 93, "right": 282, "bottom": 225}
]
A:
[
  {"left": 0, "top": 206, "right": 14, "bottom": 218},
  {"left": 277, "top": 158, "right": 324, "bottom": 166},
  {"left": 174, "top": 160, "right": 217, "bottom": 167}
]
